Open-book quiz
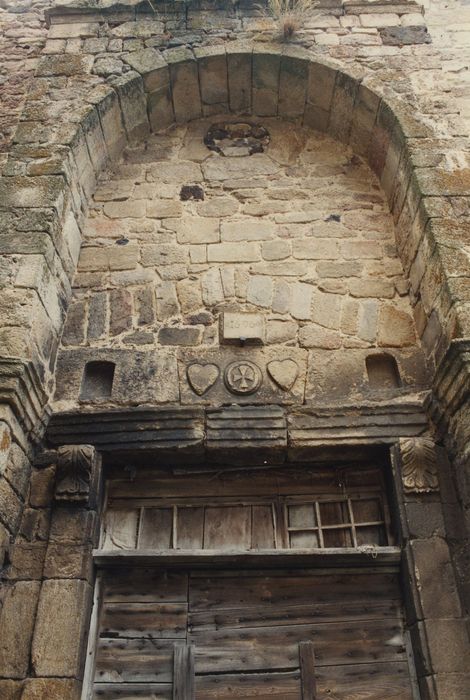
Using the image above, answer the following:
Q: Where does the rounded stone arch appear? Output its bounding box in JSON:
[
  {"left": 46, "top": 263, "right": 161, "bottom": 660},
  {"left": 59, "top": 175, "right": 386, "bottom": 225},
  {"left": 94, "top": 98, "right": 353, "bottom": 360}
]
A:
[{"left": 0, "top": 45, "right": 467, "bottom": 419}]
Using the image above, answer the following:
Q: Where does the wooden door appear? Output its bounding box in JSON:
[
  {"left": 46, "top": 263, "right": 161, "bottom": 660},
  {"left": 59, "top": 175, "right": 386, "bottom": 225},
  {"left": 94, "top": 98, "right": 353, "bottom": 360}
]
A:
[{"left": 92, "top": 566, "right": 417, "bottom": 700}]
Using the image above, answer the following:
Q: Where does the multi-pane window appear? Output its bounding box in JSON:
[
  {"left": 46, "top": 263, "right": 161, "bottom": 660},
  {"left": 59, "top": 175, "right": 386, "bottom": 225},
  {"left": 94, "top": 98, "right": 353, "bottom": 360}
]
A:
[{"left": 101, "top": 470, "right": 393, "bottom": 552}]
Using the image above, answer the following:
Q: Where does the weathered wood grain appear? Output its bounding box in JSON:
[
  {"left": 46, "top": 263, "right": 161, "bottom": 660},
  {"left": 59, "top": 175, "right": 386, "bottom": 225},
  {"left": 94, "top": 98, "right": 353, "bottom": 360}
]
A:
[
  {"left": 299, "top": 642, "right": 317, "bottom": 700},
  {"left": 195, "top": 670, "right": 301, "bottom": 699},
  {"left": 93, "top": 682, "right": 172, "bottom": 699},
  {"left": 101, "top": 603, "right": 188, "bottom": 639},
  {"left": 95, "top": 639, "right": 175, "bottom": 683},
  {"left": 173, "top": 644, "right": 194, "bottom": 700}
]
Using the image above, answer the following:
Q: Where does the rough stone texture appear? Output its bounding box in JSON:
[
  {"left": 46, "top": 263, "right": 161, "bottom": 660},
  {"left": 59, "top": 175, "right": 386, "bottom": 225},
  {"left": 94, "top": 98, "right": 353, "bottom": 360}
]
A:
[
  {"left": 32, "top": 579, "right": 91, "bottom": 677},
  {"left": 54, "top": 119, "right": 428, "bottom": 413},
  {"left": 0, "top": 0, "right": 469, "bottom": 696}
]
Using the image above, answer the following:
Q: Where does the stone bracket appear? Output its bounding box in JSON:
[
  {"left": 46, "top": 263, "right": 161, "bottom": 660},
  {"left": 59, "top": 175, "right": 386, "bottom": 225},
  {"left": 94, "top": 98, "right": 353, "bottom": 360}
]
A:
[{"left": 397, "top": 436, "right": 440, "bottom": 494}]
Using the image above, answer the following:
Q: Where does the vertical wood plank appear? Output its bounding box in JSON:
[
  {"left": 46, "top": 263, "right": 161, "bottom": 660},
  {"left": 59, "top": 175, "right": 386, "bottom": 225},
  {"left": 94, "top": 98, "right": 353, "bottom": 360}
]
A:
[
  {"left": 173, "top": 643, "right": 194, "bottom": 700},
  {"left": 299, "top": 641, "right": 317, "bottom": 700}
]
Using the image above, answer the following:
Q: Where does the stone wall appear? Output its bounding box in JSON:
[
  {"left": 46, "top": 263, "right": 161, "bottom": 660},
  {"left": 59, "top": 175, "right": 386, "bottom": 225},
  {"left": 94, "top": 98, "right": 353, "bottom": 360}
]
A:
[
  {"left": 0, "top": 0, "right": 469, "bottom": 698},
  {"left": 54, "top": 118, "right": 429, "bottom": 412}
]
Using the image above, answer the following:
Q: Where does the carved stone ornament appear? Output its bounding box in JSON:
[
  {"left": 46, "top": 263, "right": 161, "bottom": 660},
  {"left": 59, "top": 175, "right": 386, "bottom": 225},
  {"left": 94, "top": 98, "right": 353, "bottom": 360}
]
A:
[
  {"left": 399, "top": 437, "right": 440, "bottom": 493},
  {"left": 187, "top": 363, "right": 219, "bottom": 396},
  {"left": 224, "top": 360, "right": 262, "bottom": 395},
  {"left": 267, "top": 359, "right": 299, "bottom": 391},
  {"left": 55, "top": 444, "right": 97, "bottom": 503}
]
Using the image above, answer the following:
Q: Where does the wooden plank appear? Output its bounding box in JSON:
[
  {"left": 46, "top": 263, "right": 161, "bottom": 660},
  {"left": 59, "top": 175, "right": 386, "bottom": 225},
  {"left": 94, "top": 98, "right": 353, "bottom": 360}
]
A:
[
  {"left": 93, "top": 683, "right": 172, "bottom": 699},
  {"left": 299, "top": 642, "right": 317, "bottom": 700},
  {"left": 189, "top": 619, "right": 407, "bottom": 673},
  {"left": 204, "top": 506, "right": 251, "bottom": 550},
  {"left": 195, "top": 670, "right": 301, "bottom": 699},
  {"left": 251, "top": 505, "right": 275, "bottom": 549},
  {"left": 173, "top": 644, "right": 194, "bottom": 700},
  {"left": 101, "top": 603, "right": 187, "bottom": 639},
  {"left": 315, "top": 661, "right": 414, "bottom": 700},
  {"left": 139, "top": 508, "right": 173, "bottom": 549},
  {"left": 94, "top": 548, "right": 401, "bottom": 571},
  {"left": 189, "top": 599, "right": 402, "bottom": 632},
  {"left": 177, "top": 508, "right": 204, "bottom": 550},
  {"left": 103, "top": 569, "right": 188, "bottom": 603},
  {"left": 102, "top": 510, "right": 139, "bottom": 550},
  {"left": 94, "top": 639, "right": 175, "bottom": 683},
  {"left": 189, "top": 571, "right": 401, "bottom": 611},
  {"left": 108, "top": 465, "right": 384, "bottom": 501}
]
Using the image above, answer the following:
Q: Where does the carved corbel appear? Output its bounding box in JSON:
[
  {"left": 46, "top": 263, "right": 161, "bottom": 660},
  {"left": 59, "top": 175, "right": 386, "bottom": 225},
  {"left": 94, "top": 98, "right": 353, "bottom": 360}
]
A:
[
  {"left": 55, "top": 444, "right": 100, "bottom": 505},
  {"left": 399, "top": 437, "right": 440, "bottom": 494}
]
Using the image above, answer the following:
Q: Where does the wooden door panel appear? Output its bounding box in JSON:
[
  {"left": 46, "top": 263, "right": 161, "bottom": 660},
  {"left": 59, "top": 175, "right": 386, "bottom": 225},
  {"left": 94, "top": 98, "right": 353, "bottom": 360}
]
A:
[
  {"left": 93, "top": 684, "right": 172, "bottom": 699},
  {"left": 195, "top": 670, "right": 302, "bottom": 699},
  {"left": 101, "top": 602, "right": 188, "bottom": 639},
  {"left": 95, "top": 639, "right": 175, "bottom": 683},
  {"left": 189, "top": 571, "right": 401, "bottom": 611},
  {"left": 93, "top": 567, "right": 416, "bottom": 700}
]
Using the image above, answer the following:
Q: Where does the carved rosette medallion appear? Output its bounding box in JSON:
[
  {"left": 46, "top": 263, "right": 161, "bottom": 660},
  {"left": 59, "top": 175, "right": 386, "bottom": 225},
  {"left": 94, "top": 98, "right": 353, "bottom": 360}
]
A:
[
  {"left": 224, "top": 360, "right": 262, "bottom": 395},
  {"left": 399, "top": 437, "right": 440, "bottom": 493},
  {"left": 55, "top": 444, "right": 98, "bottom": 503}
]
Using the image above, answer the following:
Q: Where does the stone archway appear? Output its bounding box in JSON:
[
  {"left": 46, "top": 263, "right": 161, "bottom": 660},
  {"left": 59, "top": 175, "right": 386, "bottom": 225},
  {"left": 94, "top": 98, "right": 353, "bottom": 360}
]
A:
[{"left": 0, "top": 41, "right": 470, "bottom": 700}]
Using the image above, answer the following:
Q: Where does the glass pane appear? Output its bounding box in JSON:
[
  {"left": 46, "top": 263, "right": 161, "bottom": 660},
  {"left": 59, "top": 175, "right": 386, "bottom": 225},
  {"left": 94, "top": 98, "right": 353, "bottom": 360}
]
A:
[
  {"left": 356, "top": 525, "right": 387, "bottom": 546},
  {"left": 319, "top": 501, "right": 349, "bottom": 526},
  {"left": 290, "top": 531, "right": 319, "bottom": 549},
  {"left": 352, "top": 498, "right": 382, "bottom": 523},
  {"left": 323, "top": 528, "right": 353, "bottom": 548},
  {"left": 288, "top": 504, "right": 316, "bottom": 528}
]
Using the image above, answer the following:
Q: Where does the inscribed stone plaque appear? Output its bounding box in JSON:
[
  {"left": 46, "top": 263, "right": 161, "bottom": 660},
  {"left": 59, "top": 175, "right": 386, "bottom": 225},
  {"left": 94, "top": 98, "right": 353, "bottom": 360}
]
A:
[{"left": 221, "top": 312, "right": 264, "bottom": 345}]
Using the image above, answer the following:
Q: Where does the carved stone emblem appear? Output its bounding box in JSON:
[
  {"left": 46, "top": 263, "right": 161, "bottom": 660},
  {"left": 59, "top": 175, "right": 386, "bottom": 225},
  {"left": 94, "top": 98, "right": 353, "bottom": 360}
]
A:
[
  {"left": 399, "top": 437, "right": 440, "bottom": 493},
  {"left": 187, "top": 363, "right": 219, "bottom": 396},
  {"left": 267, "top": 359, "right": 299, "bottom": 391},
  {"left": 55, "top": 444, "right": 98, "bottom": 503},
  {"left": 224, "top": 360, "right": 262, "bottom": 395}
]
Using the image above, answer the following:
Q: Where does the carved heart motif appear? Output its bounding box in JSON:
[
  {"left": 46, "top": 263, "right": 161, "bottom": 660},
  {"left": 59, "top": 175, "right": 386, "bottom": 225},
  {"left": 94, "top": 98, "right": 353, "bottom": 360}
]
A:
[
  {"left": 187, "top": 363, "right": 219, "bottom": 396},
  {"left": 267, "top": 359, "right": 299, "bottom": 391}
]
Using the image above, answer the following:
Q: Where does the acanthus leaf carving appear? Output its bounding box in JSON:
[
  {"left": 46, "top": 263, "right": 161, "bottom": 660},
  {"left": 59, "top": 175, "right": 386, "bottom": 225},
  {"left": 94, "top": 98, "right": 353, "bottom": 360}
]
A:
[
  {"left": 399, "top": 437, "right": 439, "bottom": 493},
  {"left": 55, "top": 444, "right": 98, "bottom": 503}
]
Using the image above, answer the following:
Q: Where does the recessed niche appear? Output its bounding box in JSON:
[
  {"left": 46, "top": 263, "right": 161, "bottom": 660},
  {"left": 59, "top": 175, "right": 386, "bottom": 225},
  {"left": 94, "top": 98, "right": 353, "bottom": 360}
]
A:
[
  {"left": 80, "top": 361, "right": 115, "bottom": 400},
  {"left": 204, "top": 121, "right": 270, "bottom": 157},
  {"left": 366, "top": 354, "right": 401, "bottom": 389}
]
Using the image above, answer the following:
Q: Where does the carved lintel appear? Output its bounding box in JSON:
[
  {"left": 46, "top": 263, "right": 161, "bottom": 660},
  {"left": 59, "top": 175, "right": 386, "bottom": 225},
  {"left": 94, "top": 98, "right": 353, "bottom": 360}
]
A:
[
  {"left": 399, "top": 437, "right": 440, "bottom": 494},
  {"left": 55, "top": 444, "right": 98, "bottom": 503}
]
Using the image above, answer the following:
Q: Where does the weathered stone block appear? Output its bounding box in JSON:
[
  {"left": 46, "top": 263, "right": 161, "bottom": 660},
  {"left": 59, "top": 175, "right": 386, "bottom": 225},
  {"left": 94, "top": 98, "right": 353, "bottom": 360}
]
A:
[
  {"left": 21, "top": 678, "right": 81, "bottom": 700},
  {"left": 148, "top": 85, "right": 175, "bottom": 131},
  {"left": 35, "top": 54, "right": 93, "bottom": 76},
  {"left": 378, "top": 305, "right": 416, "bottom": 347},
  {"left": 0, "top": 681, "right": 22, "bottom": 700},
  {"left": 0, "top": 176, "right": 67, "bottom": 215},
  {"left": 158, "top": 326, "right": 202, "bottom": 346},
  {"left": 165, "top": 48, "right": 202, "bottom": 123},
  {"left": 411, "top": 538, "right": 462, "bottom": 619},
  {"left": 328, "top": 72, "right": 360, "bottom": 144},
  {"left": 195, "top": 47, "right": 228, "bottom": 106},
  {"left": 221, "top": 220, "right": 274, "bottom": 242},
  {"left": 221, "top": 312, "right": 264, "bottom": 345},
  {"left": 0, "top": 581, "right": 41, "bottom": 678},
  {"left": 306, "top": 62, "right": 336, "bottom": 112},
  {"left": 252, "top": 50, "right": 281, "bottom": 116},
  {"left": 278, "top": 55, "right": 308, "bottom": 118},
  {"left": 110, "top": 72, "right": 150, "bottom": 143},
  {"left": 124, "top": 48, "right": 169, "bottom": 92},
  {"left": 380, "top": 26, "right": 431, "bottom": 45},
  {"left": 90, "top": 85, "right": 127, "bottom": 161},
  {"left": 227, "top": 46, "right": 252, "bottom": 112},
  {"left": 207, "top": 242, "right": 260, "bottom": 263},
  {"left": 32, "top": 579, "right": 92, "bottom": 677}
]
